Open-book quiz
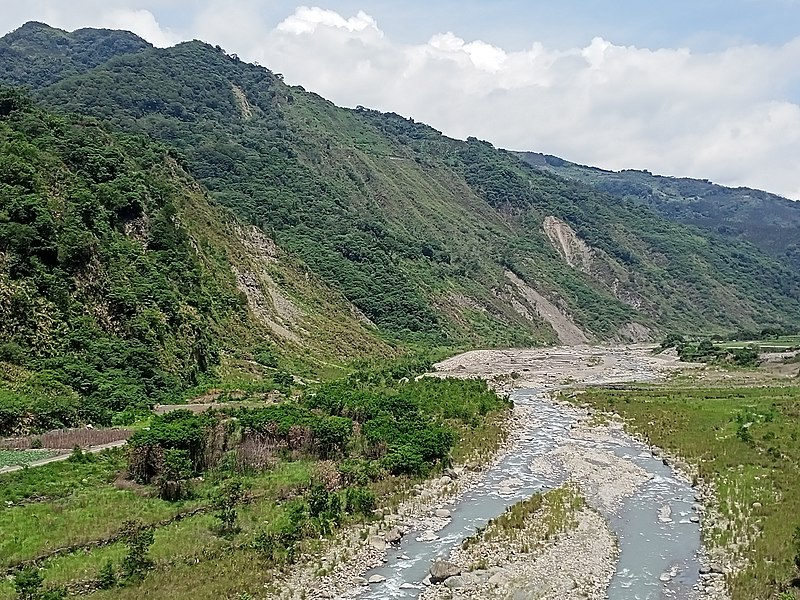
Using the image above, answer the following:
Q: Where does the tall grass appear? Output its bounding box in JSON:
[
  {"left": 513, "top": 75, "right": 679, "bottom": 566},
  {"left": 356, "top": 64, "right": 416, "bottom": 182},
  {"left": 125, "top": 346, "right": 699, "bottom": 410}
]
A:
[{"left": 578, "top": 383, "right": 800, "bottom": 599}]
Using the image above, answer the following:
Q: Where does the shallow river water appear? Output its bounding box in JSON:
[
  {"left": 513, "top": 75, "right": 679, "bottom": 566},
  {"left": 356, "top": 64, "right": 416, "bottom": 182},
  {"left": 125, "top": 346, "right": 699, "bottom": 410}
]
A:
[{"left": 358, "top": 388, "right": 701, "bottom": 599}]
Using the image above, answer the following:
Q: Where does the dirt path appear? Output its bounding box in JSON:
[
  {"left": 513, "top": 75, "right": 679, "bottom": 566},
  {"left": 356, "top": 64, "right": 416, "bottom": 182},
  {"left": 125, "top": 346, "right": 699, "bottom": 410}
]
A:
[{"left": 0, "top": 440, "right": 128, "bottom": 475}]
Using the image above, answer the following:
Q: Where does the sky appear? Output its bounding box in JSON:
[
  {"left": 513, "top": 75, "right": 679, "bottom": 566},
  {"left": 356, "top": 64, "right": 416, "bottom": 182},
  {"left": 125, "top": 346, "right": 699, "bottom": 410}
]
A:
[{"left": 2, "top": 1, "right": 800, "bottom": 199}]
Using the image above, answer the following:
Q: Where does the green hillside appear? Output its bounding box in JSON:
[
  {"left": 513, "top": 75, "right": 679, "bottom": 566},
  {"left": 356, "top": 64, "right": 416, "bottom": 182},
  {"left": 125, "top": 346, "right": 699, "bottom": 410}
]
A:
[
  {"left": 2, "top": 22, "right": 799, "bottom": 356},
  {"left": 0, "top": 21, "right": 150, "bottom": 89},
  {"left": 0, "top": 89, "right": 389, "bottom": 434},
  {"left": 517, "top": 151, "right": 800, "bottom": 270}
]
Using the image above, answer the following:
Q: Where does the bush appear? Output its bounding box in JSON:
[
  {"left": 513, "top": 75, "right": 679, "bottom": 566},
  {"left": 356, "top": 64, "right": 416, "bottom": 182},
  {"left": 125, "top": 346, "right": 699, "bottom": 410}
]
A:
[
  {"left": 212, "top": 479, "right": 245, "bottom": 537},
  {"left": 98, "top": 560, "right": 117, "bottom": 589},
  {"left": 344, "top": 486, "right": 376, "bottom": 516},
  {"left": 120, "top": 520, "right": 154, "bottom": 580}
]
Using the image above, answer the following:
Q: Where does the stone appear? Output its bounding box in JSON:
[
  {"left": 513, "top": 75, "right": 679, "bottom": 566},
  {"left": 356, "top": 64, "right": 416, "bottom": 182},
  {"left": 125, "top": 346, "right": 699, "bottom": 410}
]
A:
[
  {"left": 444, "top": 576, "right": 466, "bottom": 589},
  {"left": 440, "top": 475, "right": 453, "bottom": 485},
  {"left": 699, "top": 566, "right": 711, "bottom": 575},
  {"left": 689, "top": 515, "right": 701, "bottom": 523},
  {"left": 384, "top": 527, "right": 403, "bottom": 544},
  {"left": 488, "top": 573, "right": 508, "bottom": 587},
  {"left": 417, "top": 530, "right": 439, "bottom": 542},
  {"left": 435, "top": 508, "right": 452, "bottom": 518},
  {"left": 709, "top": 564, "right": 726, "bottom": 575},
  {"left": 399, "top": 582, "right": 418, "bottom": 589},
  {"left": 368, "top": 574, "right": 386, "bottom": 584},
  {"left": 369, "top": 536, "right": 387, "bottom": 551},
  {"left": 430, "top": 560, "right": 462, "bottom": 583},
  {"left": 752, "top": 502, "right": 762, "bottom": 509},
  {"left": 353, "top": 577, "right": 368, "bottom": 586}
]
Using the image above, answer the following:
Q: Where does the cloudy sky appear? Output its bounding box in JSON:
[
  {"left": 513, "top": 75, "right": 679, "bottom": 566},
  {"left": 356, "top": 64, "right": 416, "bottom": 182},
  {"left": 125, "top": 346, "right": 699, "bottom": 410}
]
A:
[{"left": 3, "top": 1, "right": 800, "bottom": 199}]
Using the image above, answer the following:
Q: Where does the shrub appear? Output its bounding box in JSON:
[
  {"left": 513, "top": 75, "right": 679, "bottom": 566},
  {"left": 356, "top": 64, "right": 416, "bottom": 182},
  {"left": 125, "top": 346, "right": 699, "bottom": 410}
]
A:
[
  {"left": 120, "top": 520, "right": 154, "bottom": 580},
  {"left": 212, "top": 479, "right": 245, "bottom": 537},
  {"left": 98, "top": 560, "right": 117, "bottom": 589},
  {"left": 344, "top": 486, "right": 376, "bottom": 516}
]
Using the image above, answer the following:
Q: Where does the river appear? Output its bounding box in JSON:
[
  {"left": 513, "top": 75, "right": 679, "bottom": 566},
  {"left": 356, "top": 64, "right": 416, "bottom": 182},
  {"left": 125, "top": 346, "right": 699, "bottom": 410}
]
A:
[{"left": 356, "top": 347, "right": 703, "bottom": 599}]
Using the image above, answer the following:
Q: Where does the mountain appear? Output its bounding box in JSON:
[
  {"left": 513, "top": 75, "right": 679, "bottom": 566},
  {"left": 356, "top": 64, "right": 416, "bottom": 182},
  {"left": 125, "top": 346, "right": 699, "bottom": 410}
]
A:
[
  {"left": 0, "top": 89, "right": 392, "bottom": 432},
  {"left": 0, "top": 21, "right": 151, "bottom": 89},
  {"left": 517, "top": 151, "right": 800, "bottom": 270},
  {"left": 2, "top": 22, "right": 800, "bottom": 355}
]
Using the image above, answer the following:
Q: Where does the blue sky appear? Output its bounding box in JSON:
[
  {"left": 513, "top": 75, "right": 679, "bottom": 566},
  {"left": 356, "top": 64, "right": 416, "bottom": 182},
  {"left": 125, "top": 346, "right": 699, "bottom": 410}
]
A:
[{"left": 2, "top": 1, "right": 800, "bottom": 198}]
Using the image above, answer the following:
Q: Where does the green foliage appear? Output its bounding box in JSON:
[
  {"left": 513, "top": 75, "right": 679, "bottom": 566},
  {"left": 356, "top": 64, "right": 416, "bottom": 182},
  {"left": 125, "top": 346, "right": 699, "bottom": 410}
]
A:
[
  {"left": 120, "top": 519, "right": 154, "bottom": 580},
  {"left": 12, "top": 567, "right": 43, "bottom": 600},
  {"left": 98, "top": 560, "right": 117, "bottom": 590},
  {"left": 158, "top": 448, "right": 194, "bottom": 501},
  {"left": 128, "top": 410, "right": 212, "bottom": 481},
  {"left": 521, "top": 151, "right": 800, "bottom": 269},
  {"left": 252, "top": 499, "right": 308, "bottom": 565},
  {"left": 11, "top": 567, "right": 66, "bottom": 600},
  {"left": 793, "top": 526, "right": 800, "bottom": 571},
  {"left": 212, "top": 479, "right": 245, "bottom": 537},
  {"left": 343, "top": 486, "right": 376, "bottom": 516},
  {"left": 0, "top": 91, "right": 244, "bottom": 434}
]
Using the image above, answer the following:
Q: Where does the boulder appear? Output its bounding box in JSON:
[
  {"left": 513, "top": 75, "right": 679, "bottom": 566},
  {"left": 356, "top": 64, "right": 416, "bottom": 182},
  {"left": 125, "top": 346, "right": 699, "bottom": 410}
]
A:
[
  {"left": 384, "top": 527, "right": 403, "bottom": 544},
  {"left": 369, "top": 536, "right": 387, "bottom": 551},
  {"left": 417, "top": 530, "right": 439, "bottom": 542},
  {"left": 430, "top": 560, "right": 462, "bottom": 584},
  {"left": 488, "top": 572, "right": 508, "bottom": 587},
  {"left": 368, "top": 574, "right": 386, "bottom": 584},
  {"left": 435, "top": 508, "right": 452, "bottom": 518},
  {"left": 444, "top": 576, "right": 466, "bottom": 589}
]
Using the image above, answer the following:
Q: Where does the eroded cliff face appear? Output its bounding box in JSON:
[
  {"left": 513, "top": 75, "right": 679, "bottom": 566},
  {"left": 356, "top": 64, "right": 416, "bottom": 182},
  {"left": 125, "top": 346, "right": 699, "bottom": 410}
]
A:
[{"left": 542, "top": 216, "right": 653, "bottom": 342}]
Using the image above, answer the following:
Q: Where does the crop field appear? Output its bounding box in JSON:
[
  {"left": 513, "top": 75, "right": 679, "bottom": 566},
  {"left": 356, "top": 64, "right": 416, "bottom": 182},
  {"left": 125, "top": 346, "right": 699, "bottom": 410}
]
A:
[
  {"left": 0, "top": 449, "right": 60, "bottom": 469},
  {"left": 576, "top": 382, "right": 800, "bottom": 600}
]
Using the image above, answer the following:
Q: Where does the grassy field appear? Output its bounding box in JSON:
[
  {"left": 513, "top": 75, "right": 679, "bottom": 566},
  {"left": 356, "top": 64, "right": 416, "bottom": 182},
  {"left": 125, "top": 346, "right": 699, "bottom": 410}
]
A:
[
  {"left": 716, "top": 336, "right": 800, "bottom": 351},
  {"left": 576, "top": 381, "right": 800, "bottom": 600}
]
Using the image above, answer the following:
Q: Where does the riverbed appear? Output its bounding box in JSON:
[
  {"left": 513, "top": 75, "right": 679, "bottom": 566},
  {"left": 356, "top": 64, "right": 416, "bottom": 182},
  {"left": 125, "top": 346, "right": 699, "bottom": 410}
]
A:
[{"left": 353, "top": 346, "right": 712, "bottom": 599}]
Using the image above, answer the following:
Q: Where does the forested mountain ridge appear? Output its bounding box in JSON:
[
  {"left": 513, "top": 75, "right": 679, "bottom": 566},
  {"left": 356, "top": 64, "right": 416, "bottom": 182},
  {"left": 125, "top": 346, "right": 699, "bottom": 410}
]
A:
[
  {"left": 0, "top": 21, "right": 151, "bottom": 89},
  {"left": 517, "top": 151, "right": 800, "bottom": 270},
  {"left": 2, "top": 22, "right": 800, "bottom": 354}
]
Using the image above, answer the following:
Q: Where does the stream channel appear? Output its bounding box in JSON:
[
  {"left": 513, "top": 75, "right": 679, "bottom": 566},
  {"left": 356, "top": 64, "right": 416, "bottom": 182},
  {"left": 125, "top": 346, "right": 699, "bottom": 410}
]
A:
[{"left": 358, "top": 387, "right": 702, "bottom": 599}]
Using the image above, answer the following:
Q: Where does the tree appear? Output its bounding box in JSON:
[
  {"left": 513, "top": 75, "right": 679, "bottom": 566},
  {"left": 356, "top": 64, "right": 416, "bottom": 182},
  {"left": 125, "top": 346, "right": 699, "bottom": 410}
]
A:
[
  {"left": 120, "top": 520, "right": 154, "bottom": 580},
  {"left": 212, "top": 479, "right": 245, "bottom": 537},
  {"left": 158, "top": 448, "right": 193, "bottom": 501}
]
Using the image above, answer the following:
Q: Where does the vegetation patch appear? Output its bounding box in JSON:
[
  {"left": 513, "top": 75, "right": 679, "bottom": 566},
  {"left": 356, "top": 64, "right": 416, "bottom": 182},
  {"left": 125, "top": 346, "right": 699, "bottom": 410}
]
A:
[{"left": 0, "top": 449, "right": 59, "bottom": 469}]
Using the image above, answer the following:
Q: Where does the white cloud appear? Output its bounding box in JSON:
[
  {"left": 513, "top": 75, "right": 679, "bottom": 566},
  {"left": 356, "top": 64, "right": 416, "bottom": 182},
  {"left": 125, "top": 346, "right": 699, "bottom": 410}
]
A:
[
  {"left": 98, "top": 9, "right": 177, "bottom": 47},
  {"left": 2, "top": 3, "right": 799, "bottom": 198},
  {"left": 248, "top": 7, "right": 800, "bottom": 199},
  {"left": 277, "top": 6, "right": 381, "bottom": 36}
]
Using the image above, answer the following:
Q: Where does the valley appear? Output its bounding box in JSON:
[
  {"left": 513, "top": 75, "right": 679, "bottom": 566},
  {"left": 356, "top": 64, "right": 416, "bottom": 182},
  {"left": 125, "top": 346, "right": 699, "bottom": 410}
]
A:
[{"left": 1, "top": 18, "right": 799, "bottom": 600}]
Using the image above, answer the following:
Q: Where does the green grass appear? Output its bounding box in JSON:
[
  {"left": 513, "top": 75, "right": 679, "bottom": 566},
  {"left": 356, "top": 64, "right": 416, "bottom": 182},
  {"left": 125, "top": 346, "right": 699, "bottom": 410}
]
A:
[
  {"left": 0, "top": 449, "right": 125, "bottom": 505},
  {"left": 0, "top": 449, "right": 59, "bottom": 468},
  {"left": 577, "top": 382, "right": 800, "bottom": 600}
]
